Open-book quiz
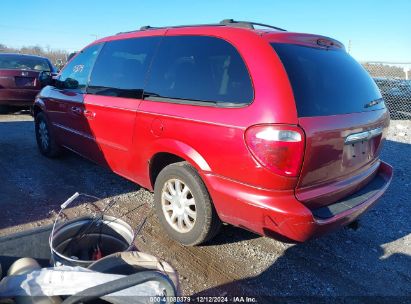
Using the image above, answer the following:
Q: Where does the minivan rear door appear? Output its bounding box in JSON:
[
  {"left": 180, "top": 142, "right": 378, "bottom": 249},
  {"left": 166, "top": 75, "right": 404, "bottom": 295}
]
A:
[{"left": 270, "top": 40, "right": 388, "bottom": 209}]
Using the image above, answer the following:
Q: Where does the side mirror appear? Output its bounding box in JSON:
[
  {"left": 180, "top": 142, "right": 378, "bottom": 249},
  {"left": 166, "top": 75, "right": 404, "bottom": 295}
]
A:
[
  {"left": 38, "top": 71, "right": 53, "bottom": 87},
  {"left": 64, "top": 77, "right": 79, "bottom": 89}
]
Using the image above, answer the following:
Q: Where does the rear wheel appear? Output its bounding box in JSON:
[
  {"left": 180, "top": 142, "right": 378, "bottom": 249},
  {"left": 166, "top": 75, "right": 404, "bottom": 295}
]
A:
[
  {"left": 154, "top": 162, "right": 221, "bottom": 246},
  {"left": 35, "top": 112, "right": 62, "bottom": 157}
]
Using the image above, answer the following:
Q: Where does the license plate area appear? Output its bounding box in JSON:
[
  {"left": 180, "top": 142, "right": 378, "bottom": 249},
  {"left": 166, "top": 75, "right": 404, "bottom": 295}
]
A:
[
  {"left": 15, "top": 76, "right": 35, "bottom": 87},
  {"left": 343, "top": 127, "right": 383, "bottom": 167},
  {"left": 347, "top": 140, "right": 371, "bottom": 162},
  {"left": 342, "top": 137, "right": 381, "bottom": 169}
]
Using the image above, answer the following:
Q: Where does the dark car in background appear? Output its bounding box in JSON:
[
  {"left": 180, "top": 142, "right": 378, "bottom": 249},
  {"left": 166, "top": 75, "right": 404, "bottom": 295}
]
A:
[
  {"left": 0, "top": 53, "right": 56, "bottom": 113},
  {"left": 374, "top": 77, "right": 411, "bottom": 119}
]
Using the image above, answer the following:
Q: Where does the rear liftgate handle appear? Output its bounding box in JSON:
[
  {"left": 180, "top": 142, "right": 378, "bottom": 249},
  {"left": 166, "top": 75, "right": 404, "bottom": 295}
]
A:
[{"left": 344, "top": 127, "right": 383, "bottom": 145}]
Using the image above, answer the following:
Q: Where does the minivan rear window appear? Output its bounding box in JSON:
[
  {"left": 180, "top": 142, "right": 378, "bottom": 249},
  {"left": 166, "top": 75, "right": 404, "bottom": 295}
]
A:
[{"left": 271, "top": 43, "right": 384, "bottom": 117}]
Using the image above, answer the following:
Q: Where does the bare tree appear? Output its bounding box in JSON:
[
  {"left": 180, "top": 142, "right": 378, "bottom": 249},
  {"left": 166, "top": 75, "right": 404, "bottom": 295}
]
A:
[{"left": 0, "top": 43, "right": 69, "bottom": 67}]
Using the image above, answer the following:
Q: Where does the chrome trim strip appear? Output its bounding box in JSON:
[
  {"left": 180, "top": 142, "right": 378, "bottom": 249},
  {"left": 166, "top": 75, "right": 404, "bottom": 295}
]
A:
[
  {"left": 369, "top": 127, "right": 383, "bottom": 138},
  {"left": 345, "top": 127, "right": 383, "bottom": 145}
]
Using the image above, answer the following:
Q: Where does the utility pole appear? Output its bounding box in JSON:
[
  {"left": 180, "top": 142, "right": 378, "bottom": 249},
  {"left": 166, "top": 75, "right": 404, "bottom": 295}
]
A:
[{"left": 404, "top": 67, "right": 410, "bottom": 80}]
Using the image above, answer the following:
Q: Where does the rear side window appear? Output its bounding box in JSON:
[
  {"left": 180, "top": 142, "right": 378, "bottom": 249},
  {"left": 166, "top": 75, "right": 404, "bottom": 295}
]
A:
[
  {"left": 144, "top": 36, "right": 253, "bottom": 106},
  {"left": 271, "top": 43, "right": 384, "bottom": 117},
  {"left": 88, "top": 37, "right": 161, "bottom": 99}
]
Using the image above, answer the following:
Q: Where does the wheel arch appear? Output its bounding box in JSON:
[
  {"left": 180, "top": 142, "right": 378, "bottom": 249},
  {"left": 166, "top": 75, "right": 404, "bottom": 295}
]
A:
[
  {"left": 148, "top": 139, "right": 211, "bottom": 190},
  {"left": 33, "top": 98, "right": 46, "bottom": 117}
]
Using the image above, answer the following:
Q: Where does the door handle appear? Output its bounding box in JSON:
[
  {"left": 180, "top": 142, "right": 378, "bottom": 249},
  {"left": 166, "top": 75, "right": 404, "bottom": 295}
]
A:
[
  {"left": 83, "top": 110, "right": 96, "bottom": 119},
  {"left": 71, "top": 106, "right": 83, "bottom": 115}
]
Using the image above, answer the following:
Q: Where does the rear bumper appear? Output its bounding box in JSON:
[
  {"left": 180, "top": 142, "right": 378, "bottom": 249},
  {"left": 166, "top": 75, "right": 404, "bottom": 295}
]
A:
[
  {"left": 204, "top": 161, "right": 393, "bottom": 242},
  {"left": 0, "top": 89, "right": 39, "bottom": 106}
]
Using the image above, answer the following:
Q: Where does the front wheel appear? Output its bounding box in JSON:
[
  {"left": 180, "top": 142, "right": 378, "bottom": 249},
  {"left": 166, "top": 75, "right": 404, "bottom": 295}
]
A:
[
  {"left": 154, "top": 162, "right": 221, "bottom": 246},
  {"left": 35, "top": 112, "right": 62, "bottom": 157}
]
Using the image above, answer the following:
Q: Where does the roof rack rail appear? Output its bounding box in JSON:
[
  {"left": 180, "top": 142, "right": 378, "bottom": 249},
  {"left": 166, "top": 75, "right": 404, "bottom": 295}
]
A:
[
  {"left": 116, "top": 26, "right": 157, "bottom": 35},
  {"left": 219, "top": 19, "right": 287, "bottom": 31},
  {"left": 139, "top": 25, "right": 154, "bottom": 31},
  {"left": 138, "top": 23, "right": 222, "bottom": 31},
  {"left": 116, "top": 19, "right": 286, "bottom": 35}
]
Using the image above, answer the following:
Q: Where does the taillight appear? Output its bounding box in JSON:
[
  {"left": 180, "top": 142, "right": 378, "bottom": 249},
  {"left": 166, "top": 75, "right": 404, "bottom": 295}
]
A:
[{"left": 245, "top": 124, "right": 305, "bottom": 177}]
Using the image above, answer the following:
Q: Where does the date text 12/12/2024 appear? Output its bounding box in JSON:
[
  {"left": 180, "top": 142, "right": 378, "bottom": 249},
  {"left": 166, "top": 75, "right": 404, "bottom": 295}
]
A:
[{"left": 149, "top": 296, "right": 258, "bottom": 303}]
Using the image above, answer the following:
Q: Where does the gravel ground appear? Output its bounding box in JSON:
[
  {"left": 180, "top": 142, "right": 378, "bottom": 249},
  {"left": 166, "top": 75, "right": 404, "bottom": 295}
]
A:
[{"left": 0, "top": 112, "right": 410, "bottom": 302}]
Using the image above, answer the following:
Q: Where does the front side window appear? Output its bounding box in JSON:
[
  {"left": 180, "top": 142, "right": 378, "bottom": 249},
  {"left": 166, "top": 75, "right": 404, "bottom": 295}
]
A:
[
  {"left": 144, "top": 36, "right": 253, "bottom": 105},
  {"left": 88, "top": 37, "right": 161, "bottom": 99},
  {"left": 58, "top": 43, "right": 101, "bottom": 92}
]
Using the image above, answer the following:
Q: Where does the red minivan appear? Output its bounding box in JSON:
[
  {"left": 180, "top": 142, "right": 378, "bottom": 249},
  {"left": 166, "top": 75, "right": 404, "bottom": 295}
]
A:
[{"left": 33, "top": 20, "right": 393, "bottom": 245}]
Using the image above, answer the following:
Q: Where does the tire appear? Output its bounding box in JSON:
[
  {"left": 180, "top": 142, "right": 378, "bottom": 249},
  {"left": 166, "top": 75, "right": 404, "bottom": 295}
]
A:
[
  {"left": 154, "top": 162, "right": 221, "bottom": 246},
  {"left": 35, "top": 112, "right": 62, "bottom": 157}
]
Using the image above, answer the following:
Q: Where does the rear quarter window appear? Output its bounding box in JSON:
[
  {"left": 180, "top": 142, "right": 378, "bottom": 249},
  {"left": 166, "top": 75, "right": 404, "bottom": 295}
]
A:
[{"left": 271, "top": 43, "right": 384, "bottom": 117}]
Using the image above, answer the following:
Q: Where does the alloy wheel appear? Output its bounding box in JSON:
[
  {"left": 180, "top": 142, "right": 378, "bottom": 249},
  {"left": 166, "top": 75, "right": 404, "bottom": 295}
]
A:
[
  {"left": 161, "top": 178, "right": 197, "bottom": 233},
  {"left": 38, "top": 120, "right": 49, "bottom": 150}
]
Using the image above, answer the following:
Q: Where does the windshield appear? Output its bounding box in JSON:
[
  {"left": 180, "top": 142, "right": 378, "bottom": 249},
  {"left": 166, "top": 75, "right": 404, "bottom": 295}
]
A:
[
  {"left": 0, "top": 54, "right": 51, "bottom": 72},
  {"left": 271, "top": 43, "right": 384, "bottom": 117}
]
